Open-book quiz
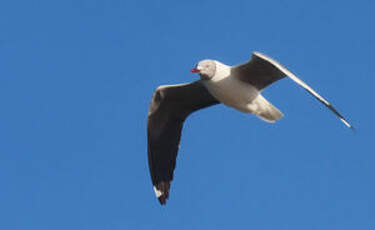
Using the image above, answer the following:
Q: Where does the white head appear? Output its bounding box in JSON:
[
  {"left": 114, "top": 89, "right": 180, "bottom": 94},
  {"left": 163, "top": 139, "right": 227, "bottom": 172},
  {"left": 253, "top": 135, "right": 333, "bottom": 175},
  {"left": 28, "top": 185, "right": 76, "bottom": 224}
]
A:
[{"left": 190, "top": 59, "right": 217, "bottom": 80}]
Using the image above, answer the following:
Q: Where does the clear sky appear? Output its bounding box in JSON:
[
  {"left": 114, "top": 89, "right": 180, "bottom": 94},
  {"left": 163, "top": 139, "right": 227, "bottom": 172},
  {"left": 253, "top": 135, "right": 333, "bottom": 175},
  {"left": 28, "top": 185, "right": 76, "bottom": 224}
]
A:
[{"left": 0, "top": 0, "right": 374, "bottom": 229}]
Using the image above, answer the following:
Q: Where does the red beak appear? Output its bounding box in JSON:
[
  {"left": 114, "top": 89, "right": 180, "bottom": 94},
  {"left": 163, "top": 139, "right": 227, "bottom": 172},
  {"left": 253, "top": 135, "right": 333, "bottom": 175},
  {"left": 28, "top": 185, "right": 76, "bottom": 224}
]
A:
[{"left": 190, "top": 68, "right": 200, "bottom": 73}]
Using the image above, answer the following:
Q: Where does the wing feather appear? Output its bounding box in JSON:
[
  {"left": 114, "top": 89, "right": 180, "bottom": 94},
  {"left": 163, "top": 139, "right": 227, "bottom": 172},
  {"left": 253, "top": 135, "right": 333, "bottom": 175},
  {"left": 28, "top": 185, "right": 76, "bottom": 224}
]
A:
[
  {"left": 233, "top": 52, "right": 353, "bottom": 129},
  {"left": 147, "top": 80, "right": 219, "bottom": 205}
]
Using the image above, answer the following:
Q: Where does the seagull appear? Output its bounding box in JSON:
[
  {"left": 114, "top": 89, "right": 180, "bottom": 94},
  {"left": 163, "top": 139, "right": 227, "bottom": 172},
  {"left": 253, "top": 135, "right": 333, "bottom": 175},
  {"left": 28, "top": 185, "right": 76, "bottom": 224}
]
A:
[{"left": 147, "top": 52, "right": 353, "bottom": 205}]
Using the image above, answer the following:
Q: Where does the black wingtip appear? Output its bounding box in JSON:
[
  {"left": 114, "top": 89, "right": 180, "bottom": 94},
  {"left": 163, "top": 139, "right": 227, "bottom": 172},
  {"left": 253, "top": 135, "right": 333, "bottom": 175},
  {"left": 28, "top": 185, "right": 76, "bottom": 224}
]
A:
[
  {"left": 153, "top": 181, "right": 171, "bottom": 205},
  {"left": 158, "top": 195, "right": 168, "bottom": 205},
  {"left": 323, "top": 103, "right": 354, "bottom": 131}
]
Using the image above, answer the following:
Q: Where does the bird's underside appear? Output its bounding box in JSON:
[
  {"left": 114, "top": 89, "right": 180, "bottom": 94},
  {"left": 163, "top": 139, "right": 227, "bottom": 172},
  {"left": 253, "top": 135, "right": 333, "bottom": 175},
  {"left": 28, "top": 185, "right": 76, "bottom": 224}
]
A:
[{"left": 147, "top": 52, "right": 353, "bottom": 205}]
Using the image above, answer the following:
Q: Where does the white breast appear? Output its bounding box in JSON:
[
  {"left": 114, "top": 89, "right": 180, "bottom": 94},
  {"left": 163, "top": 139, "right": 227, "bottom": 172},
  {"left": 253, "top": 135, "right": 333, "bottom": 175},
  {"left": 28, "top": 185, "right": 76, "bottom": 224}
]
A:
[{"left": 203, "top": 61, "right": 259, "bottom": 113}]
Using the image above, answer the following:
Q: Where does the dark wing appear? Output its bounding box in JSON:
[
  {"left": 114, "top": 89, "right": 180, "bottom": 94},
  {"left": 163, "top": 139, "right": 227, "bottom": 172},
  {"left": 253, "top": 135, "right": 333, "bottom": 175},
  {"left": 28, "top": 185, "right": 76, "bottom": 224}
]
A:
[
  {"left": 147, "top": 80, "right": 219, "bottom": 205},
  {"left": 232, "top": 52, "right": 287, "bottom": 90},
  {"left": 233, "top": 52, "right": 353, "bottom": 129}
]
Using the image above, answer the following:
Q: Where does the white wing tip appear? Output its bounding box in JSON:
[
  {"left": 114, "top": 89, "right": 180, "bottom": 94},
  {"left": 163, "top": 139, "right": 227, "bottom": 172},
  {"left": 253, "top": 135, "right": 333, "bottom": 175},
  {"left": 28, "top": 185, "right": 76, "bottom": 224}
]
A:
[
  {"left": 340, "top": 118, "right": 353, "bottom": 129},
  {"left": 153, "top": 186, "right": 163, "bottom": 198}
]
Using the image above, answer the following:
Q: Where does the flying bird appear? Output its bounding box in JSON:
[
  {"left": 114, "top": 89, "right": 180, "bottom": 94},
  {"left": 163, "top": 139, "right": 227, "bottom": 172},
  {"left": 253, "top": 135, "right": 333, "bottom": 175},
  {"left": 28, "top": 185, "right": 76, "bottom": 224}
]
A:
[{"left": 147, "top": 52, "right": 353, "bottom": 205}]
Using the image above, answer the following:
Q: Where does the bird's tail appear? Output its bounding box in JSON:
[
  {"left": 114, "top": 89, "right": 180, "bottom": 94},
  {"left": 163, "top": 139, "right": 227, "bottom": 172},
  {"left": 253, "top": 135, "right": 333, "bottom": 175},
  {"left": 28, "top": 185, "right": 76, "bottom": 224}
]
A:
[{"left": 252, "top": 94, "right": 283, "bottom": 123}]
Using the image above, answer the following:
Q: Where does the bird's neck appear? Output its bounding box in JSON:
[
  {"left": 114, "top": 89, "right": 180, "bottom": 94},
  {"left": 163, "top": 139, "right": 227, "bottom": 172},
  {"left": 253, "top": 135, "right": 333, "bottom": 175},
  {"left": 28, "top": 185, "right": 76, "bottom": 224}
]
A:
[{"left": 212, "top": 61, "right": 231, "bottom": 81}]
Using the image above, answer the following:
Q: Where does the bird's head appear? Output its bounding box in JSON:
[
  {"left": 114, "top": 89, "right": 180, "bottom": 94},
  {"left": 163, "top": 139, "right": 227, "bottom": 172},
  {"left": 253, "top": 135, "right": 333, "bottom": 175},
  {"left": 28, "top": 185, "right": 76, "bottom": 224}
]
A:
[{"left": 190, "top": 59, "right": 216, "bottom": 80}]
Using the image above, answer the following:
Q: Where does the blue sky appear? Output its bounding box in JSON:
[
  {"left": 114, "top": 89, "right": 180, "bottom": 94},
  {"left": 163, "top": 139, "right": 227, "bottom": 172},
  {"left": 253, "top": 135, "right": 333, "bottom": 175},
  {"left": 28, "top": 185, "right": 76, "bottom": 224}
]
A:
[{"left": 0, "top": 0, "right": 374, "bottom": 229}]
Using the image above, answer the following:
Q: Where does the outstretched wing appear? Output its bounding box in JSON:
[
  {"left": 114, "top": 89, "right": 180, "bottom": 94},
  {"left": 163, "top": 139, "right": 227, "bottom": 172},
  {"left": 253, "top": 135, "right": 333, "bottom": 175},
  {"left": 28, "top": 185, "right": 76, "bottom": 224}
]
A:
[
  {"left": 232, "top": 52, "right": 353, "bottom": 129},
  {"left": 147, "top": 80, "right": 219, "bottom": 205},
  {"left": 232, "top": 52, "right": 287, "bottom": 90}
]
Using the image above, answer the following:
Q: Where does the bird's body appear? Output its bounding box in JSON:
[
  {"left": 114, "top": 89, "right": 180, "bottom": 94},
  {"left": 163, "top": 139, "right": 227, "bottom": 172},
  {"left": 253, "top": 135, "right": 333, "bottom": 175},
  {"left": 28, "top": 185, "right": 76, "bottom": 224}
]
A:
[
  {"left": 202, "top": 60, "right": 282, "bottom": 121},
  {"left": 147, "top": 52, "right": 353, "bottom": 205},
  {"left": 202, "top": 61, "right": 259, "bottom": 113}
]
